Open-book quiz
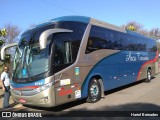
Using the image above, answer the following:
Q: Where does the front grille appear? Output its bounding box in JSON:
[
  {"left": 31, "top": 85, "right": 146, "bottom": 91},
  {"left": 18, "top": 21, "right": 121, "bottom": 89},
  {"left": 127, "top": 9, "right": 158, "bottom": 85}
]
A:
[{"left": 12, "top": 89, "right": 37, "bottom": 96}]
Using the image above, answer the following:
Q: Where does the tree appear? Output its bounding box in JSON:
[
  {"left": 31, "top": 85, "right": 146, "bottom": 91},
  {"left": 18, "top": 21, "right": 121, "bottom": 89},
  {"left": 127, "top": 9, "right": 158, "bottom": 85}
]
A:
[
  {"left": 139, "top": 29, "right": 149, "bottom": 36},
  {"left": 0, "top": 28, "right": 7, "bottom": 37},
  {"left": 149, "top": 28, "right": 160, "bottom": 39},
  {"left": 122, "top": 21, "right": 143, "bottom": 32},
  {"left": 122, "top": 21, "right": 160, "bottom": 54},
  {"left": 0, "top": 29, "right": 6, "bottom": 47},
  {"left": 0, "top": 28, "right": 8, "bottom": 60},
  {"left": 127, "top": 25, "right": 136, "bottom": 31},
  {"left": 122, "top": 21, "right": 160, "bottom": 39},
  {"left": 4, "top": 24, "right": 21, "bottom": 45},
  {"left": 3, "top": 24, "right": 21, "bottom": 60},
  {"left": 0, "top": 24, "right": 21, "bottom": 72},
  {"left": 0, "top": 28, "right": 10, "bottom": 70}
]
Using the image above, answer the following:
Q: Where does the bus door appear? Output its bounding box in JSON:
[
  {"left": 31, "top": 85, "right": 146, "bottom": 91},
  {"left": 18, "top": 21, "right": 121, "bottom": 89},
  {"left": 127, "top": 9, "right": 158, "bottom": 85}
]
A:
[{"left": 53, "top": 41, "right": 79, "bottom": 105}]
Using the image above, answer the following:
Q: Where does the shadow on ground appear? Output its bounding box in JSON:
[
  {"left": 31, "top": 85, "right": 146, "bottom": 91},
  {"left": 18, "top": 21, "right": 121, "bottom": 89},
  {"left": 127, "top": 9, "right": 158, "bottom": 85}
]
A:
[
  {"left": 6, "top": 80, "right": 160, "bottom": 114},
  {"left": 1, "top": 79, "right": 160, "bottom": 120},
  {"left": 1, "top": 103, "right": 160, "bottom": 120},
  {"left": 0, "top": 102, "right": 19, "bottom": 111},
  {"left": 9, "top": 102, "right": 19, "bottom": 108},
  {"left": 19, "top": 79, "right": 149, "bottom": 112},
  {"left": 0, "top": 94, "right": 4, "bottom": 99}
]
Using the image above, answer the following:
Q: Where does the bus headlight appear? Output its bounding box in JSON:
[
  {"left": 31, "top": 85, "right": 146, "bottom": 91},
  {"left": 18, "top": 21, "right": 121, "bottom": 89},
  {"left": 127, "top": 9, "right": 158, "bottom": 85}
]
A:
[{"left": 34, "top": 81, "right": 54, "bottom": 94}]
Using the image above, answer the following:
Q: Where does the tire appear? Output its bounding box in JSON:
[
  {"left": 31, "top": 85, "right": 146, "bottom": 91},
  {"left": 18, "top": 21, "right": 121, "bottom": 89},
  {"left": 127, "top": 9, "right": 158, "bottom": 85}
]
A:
[
  {"left": 145, "top": 69, "right": 152, "bottom": 82},
  {"left": 87, "top": 78, "right": 101, "bottom": 103}
]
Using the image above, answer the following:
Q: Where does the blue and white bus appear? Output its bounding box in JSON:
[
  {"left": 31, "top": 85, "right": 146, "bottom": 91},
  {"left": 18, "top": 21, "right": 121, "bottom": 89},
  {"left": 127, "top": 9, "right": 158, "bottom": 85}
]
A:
[{"left": 1, "top": 16, "right": 159, "bottom": 107}]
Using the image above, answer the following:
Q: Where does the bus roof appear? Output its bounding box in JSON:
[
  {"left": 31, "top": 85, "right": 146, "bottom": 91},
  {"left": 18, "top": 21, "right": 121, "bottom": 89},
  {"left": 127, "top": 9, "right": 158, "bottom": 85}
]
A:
[
  {"left": 26, "top": 16, "right": 154, "bottom": 40},
  {"left": 30, "top": 16, "right": 90, "bottom": 29},
  {"left": 27, "top": 16, "right": 126, "bottom": 32}
]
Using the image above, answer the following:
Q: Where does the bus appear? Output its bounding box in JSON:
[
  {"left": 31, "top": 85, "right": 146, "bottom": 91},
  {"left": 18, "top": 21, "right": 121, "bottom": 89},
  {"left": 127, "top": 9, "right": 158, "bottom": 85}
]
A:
[{"left": 1, "top": 16, "right": 159, "bottom": 107}]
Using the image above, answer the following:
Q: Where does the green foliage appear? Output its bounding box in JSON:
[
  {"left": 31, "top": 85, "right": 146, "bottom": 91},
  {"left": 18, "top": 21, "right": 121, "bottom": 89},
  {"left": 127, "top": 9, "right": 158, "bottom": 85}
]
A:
[
  {"left": 123, "top": 21, "right": 160, "bottom": 39},
  {"left": 0, "top": 28, "right": 11, "bottom": 64},
  {"left": 0, "top": 40, "right": 4, "bottom": 46},
  {"left": 5, "top": 54, "right": 11, "bottom": 62},
  {"left": 0, "top": 28, "right": 7, "bottom": 37},
  {"left": 127, "top": 25, "right": 136, "bottom": 31}
]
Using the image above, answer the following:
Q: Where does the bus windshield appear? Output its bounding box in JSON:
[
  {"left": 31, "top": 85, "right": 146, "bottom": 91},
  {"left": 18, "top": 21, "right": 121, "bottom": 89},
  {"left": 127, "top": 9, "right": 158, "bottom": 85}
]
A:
[
  {"left": 13, "top": 43, "right": 49, "bottom": 79},
  {"left": 12, "top": 21, "right": 88, "bottom": 81}
]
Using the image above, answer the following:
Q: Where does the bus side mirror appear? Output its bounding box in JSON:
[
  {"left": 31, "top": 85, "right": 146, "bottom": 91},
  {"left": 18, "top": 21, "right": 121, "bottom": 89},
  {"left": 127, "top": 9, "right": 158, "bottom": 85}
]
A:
[
  {"left": 39, "top": 28, "right": 73, "bottom": 50},
  {"left": 1, "top": 43, "right": 18, "bottom": 60}
]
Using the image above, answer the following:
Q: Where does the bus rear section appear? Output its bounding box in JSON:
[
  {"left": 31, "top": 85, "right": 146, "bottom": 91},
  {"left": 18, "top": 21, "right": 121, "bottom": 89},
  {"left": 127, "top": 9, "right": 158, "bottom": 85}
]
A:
[{"left": 79, "top": 23, "right": 159, "bottom": 103}]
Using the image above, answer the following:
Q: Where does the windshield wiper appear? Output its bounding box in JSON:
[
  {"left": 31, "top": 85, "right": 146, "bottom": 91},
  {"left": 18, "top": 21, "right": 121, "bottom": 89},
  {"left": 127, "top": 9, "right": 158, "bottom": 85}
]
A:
[
  {"left": 22, "top": 47, "right": 32, "bottom": 81},
  {"left": 13, "top": 49, "right": 22, "bottom": 78}
]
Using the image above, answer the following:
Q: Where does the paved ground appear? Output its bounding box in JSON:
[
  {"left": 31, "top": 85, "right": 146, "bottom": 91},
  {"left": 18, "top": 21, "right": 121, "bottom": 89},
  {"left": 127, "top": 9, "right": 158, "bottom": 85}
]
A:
[{"left": 0, "top": 88, "right": 21, "bottom": 109}]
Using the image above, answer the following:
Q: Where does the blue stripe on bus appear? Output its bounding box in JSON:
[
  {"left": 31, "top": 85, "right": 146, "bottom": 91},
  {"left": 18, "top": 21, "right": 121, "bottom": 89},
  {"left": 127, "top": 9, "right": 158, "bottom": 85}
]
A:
[
  {"left": 10, "top": 79, "right": 45, "bottom": 88},
  {"left": 33, "top": 16, "right": 90, "bottom": 30},
  {"left": 81, "top": 51, "right": 156, "bottom": 98},
  {"left": 51, "top": 16, "right": 90, "bottom": 23}
]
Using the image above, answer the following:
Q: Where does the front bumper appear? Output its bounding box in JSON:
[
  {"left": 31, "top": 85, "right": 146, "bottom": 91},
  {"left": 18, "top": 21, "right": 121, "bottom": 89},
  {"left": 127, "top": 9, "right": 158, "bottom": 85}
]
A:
[{"left": 11, "top": 85, "right": 55, "bottom": 108}]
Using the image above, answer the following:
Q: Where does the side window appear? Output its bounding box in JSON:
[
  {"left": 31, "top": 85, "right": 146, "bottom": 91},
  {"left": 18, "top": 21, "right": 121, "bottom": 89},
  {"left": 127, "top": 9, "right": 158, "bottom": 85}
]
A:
[
  {"left": 85, "top": 26, "right": 107, "bottom": 54},
  {"left": 106, "top": 30, "right": 128, "bottom": 50},
  {"left": 52, "top": 22, "right": 88, "bottom": 73},
  {"left": 148, "top": 40, "right": 157, "bottom": 52},
  {"left": 118, "top": 33, "right": 127, "bottom": 50},
  {"left": 54, "top": 40, "right": 72, "bottom": 66},
  {"left": 108, "top": 31, "right": 120, "bottom": 50},
  {"left": 127, "top": 36, "right": 137, "bottom": 51},
  {"left": 139, "top": 38, "right": 147, "bottom": 51},
  {"left": 57, "top": 21, "right": 87, "bottom": 61},
  {"left": 106, "top": 31, "right": 115, "bottom": 49},
  {"left": 85, "top": 25, "right": 156, "bottom": 53},
  {"left": 146, "top": 40, "right": 152, "bottom": 52}
]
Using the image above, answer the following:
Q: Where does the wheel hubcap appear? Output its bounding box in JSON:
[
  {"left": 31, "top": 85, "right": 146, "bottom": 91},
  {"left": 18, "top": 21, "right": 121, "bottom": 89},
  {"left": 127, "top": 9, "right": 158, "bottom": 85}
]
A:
[
  {"left": 148, "top": 72, "right": 151, "bottom": 80},
  {"left": 90, "top": 83, "right": 99, "bottom": 98}
]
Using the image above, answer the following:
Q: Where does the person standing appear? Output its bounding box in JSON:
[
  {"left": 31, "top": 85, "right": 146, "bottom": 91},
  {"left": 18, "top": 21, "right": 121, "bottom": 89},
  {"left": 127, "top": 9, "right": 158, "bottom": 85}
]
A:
[{"left": 0, "top": 66, "right": 11, "bottom": 109}]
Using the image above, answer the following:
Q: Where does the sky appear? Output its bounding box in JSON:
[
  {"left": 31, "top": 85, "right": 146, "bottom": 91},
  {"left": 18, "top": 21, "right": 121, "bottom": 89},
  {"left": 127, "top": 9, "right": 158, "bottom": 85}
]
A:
[{"left": 1, "top": 0, "right": 160, "bottom": 34}]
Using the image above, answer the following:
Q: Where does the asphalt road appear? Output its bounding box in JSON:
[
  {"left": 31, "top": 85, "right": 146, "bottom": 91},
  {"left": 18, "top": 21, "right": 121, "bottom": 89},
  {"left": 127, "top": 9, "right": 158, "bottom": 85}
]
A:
[{"left": 0, "top": 73, "right": 160, "bottom": 119}]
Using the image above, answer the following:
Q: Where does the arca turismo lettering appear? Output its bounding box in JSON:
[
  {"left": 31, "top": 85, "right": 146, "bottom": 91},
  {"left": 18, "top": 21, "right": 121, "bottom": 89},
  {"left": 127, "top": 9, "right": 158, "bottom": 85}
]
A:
[
  {"left": 126, "top": 52, "right": 149, "bottom": 62},
  {"left": 138, "top": 55, "right": 149, "bottom": 61},
  {"left": 126, "top": 52, "right": 137, "bottom": 61}
]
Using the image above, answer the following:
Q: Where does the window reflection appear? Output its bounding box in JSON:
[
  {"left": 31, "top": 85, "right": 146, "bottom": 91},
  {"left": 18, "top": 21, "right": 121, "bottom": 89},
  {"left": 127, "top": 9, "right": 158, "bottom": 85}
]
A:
[{"left": 86, "top": 25, "right": 157, "bottom": 53}]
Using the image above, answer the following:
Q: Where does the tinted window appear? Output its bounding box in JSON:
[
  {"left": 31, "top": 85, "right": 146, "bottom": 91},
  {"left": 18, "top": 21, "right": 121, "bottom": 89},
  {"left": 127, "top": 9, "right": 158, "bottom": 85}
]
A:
[
  {"left": 86, "top": 27, "right": 107, "bottom": 53},
  {"left": 86, "top": 25, "right": 123, "bottom": 53},
  {"left": 56, "top": 21, "right": 87, "bottom": 61},
  {"left": 146, "top": 39, "right": 157, "bottom": 52},
  {"left": 86, "top": 25, "right": 157, "bottom": 53},
  {"left": 54, "top": 40, "right": 72, "bottom": 65},
  {"left": 52, "top": 22, "right": 87, "bottom": 73}
]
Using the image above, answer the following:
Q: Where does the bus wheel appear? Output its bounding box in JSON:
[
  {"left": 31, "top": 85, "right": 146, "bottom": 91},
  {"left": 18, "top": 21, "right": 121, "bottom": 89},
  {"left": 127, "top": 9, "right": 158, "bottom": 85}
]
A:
[
  {"left": 87, "top": 78, "right": 101, "bottom": 103},
  {"left": 145, "top": 69, "right": 152, "bottom": 82}
]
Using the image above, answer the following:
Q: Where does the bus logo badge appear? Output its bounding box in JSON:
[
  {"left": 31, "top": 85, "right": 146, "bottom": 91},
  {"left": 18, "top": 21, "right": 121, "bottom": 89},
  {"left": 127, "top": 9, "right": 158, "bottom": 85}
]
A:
[
  {"left": 75, "top": 67, "right": 80, "bottom": 76},
  {"left": 75, "top": 67, "right": 80, "bottom": 80}
]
